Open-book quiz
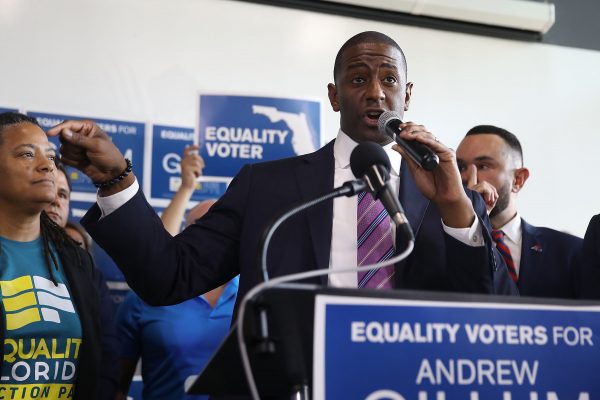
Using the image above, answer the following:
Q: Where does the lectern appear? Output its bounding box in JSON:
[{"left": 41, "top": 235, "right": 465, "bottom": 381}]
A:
[{"left": 188, "top": 284, "right": 600, "bottom": 399}]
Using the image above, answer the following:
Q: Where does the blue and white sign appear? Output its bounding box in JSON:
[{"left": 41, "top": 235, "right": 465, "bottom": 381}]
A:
[
  {"left": 0, "top": 107, "right": 18, "bottom": 113},
  {"left": 68, "top": 199, "right": 92, "bottom": 222},
  {"left": 28, "top": 111, "right": 145, "bottom": 194},
  {"left": 314, "top": 296, "right": 600, "bottom": 400},
  {"left": 150, "top": 124, "right": 227, "bottom": 201},
  {"left": 198, "top": 94, "right": 320, "bottom": 179}
]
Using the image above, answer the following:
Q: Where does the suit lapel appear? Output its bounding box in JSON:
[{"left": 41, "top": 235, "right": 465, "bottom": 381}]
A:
[
  {"left": 394, "top": 160, "right": 429, "bottom": 287},
  {"left": 295, "top": 141, "right": 335, "bottom": 284},
  {"left": 519, "top": 219, "right": 543, "bottom": 286},
  {"left": 399, "top": 159, "right": 430, "bottom": 239}
]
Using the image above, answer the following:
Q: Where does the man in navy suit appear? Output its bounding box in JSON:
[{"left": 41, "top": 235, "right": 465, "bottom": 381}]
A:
[
  {"left": 49, "top": 32, "right": 511, "bottom": 313},
  {"left": 456, "top": 125, "right": 583, "bottom": 298}
]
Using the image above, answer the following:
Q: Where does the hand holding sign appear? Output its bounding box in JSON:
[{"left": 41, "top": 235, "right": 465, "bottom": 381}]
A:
[
  {"left": 181, "top": 145, "right": 205, "bottom": 191},
  {"left": 47, "top": 120, "right": 134, "bottom": 195}
]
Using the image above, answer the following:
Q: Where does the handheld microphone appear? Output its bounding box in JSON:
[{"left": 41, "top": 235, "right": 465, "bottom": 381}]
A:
[
  {"left": 378, "top": 111, "right": 439, "bottom": 171},
  {"left": 350, "top": 142, "right": 414, "bottom": 243}
]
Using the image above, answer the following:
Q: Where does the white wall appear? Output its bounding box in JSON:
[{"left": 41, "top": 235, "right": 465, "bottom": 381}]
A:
[{"left": 1, "top": 0, "right": 598, "bottom": 236}]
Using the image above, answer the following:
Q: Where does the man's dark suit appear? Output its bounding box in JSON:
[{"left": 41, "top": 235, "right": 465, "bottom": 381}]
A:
[
  {"left": 580, "top": 214, "right": 600, "bottom": 299},
  {"left": 81, "top": 140, "right": 503, "bottom": 313},
  {"left": 516, "top": 219, "right": 583, "bottom": 298}
]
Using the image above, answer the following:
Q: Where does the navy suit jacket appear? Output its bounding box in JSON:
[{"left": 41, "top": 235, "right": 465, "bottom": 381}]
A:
[
  {"left": 82, "top": 140, "right": 506, "bottom": 314},
  {"left": 580, "top": 214, "right": 600, "bottom": 299},
  {"left": 514, "top": 219, "right": 583, "bottom": 298}
]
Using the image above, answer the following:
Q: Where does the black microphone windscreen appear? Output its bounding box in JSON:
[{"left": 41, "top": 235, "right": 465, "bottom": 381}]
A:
[
  {"left": 350, "top": 141, "right": 391, "bottom": 179},
  {"left": 378, "top": 111, "right": 402, "bottom": 137}
]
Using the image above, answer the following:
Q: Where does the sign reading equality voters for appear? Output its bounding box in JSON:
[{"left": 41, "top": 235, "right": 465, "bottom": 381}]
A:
[
  {"left": 150, "top": 124, "right": 228, "bottom": 201},
  {"left": 28, "top": 111, "right": 145, "bottom": 194},
  {"left": 197, "top": 94, "right": 321, "bottom": 180},
  {"left": 313, "top": 295, "right": 600, "bottom": 400}
]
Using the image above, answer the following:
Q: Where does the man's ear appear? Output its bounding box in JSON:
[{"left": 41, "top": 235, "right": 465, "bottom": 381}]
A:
[
  {"left": 404, "top": 82, "right": 414, "bottom": 111},
  {"left": 512, "top": 167, "right": 530, "bottom": 193},
  {"left": 327, "top": 83, "right": 340, "bottom": 112}
]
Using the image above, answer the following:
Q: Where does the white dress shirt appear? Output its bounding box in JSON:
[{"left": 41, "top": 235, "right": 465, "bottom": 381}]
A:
[
  {"left": 494, "top": 212, "right": 523, "bottom": 277},
  {"left": 97, "top": 131, "right": 484, "bottom": 288}
]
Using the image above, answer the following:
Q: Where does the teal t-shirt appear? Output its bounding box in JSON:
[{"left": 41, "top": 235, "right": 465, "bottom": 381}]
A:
[{"left": 0, "top": 237, "right": 82, "bottom": 399}]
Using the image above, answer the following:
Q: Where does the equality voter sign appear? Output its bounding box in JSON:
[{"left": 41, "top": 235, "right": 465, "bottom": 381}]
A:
[
  {"left": 197, "top": 94, "right": 320, "bottom": 180},
  {"left": 150, "top": 124, "right": 228, "bottom": 201},
  {"left": 28, "top": 111, "right": 145, "bottom": 194},
  {"left": 313, "top": 296, "right": 600, "bottom": 400}
]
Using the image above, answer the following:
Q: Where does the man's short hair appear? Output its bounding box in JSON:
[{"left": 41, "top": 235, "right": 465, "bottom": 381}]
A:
[
  {"left": 54, "top": 160, "right": 72, "bottom": 192},
  {"left": 466, "top": 125, "right": 524, "bottom": 166},
  {"left": 333, "top": 31, "right": 408, "bottom": 83},
  {"left": 0, "top": 112, "right": 41, "bottom": 144}
]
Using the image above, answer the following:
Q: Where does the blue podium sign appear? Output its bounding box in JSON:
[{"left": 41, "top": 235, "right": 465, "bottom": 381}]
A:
[
  {"left": 198, "top": 94, "right": 320, "bottom": 180},
  {"left": 150, "top": 124, "right": 227, "bottom": 201},
  {"left": 28, "top": 111, "right": 145, "bottom": 194},
  {"left": 314, "top": 296, "right": 600, "bottom": 400}
]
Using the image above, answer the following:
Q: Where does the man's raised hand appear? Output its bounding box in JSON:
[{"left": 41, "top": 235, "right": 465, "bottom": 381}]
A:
[
  {"left": 47, "top": 120, "right": 135, "bottom": 195},
  {"left": 465, "top": 164, "right": 498, "bottom": 213}
]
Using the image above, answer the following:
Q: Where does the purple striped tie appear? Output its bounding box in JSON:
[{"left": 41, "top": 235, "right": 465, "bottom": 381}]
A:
[{"left": 357, "top": 192, "right": 395, "bottom": 289}]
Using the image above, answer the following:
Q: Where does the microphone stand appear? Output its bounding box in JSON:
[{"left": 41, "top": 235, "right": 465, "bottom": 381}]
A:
[
  {"left": 259, "top": 179, "right": 366, "bottom": 282},
  {"left": 251, "top": 179, "right": 367, "bottom": 351},
  {"left": 238, "top": 178, "right": 417, "bottom": 400},
  {"left": 240, "top": 179, "right": 365, "bottom": 400},
  {"left": 238, "top": 143, "right": 417, "bottom": 399}
]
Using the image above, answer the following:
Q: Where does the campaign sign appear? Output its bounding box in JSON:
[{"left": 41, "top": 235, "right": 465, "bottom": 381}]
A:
[
  {"left": 198, "top": 94, "right": 320, "bottom": 179},
  {"left": 68, "top": 199, "right": 92, "bottom": 222},
  {"left": 150, "top": 124, "right": 228, "bottom": 201},
  {"left": 28, "top": 111, "right": 145, "bottom": 194},
  {"left": 313, "top": 296, "right": 600, "bottom": 400},
  {"left": 0, "top": 107, "right": 18, "bottom": 113}
]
